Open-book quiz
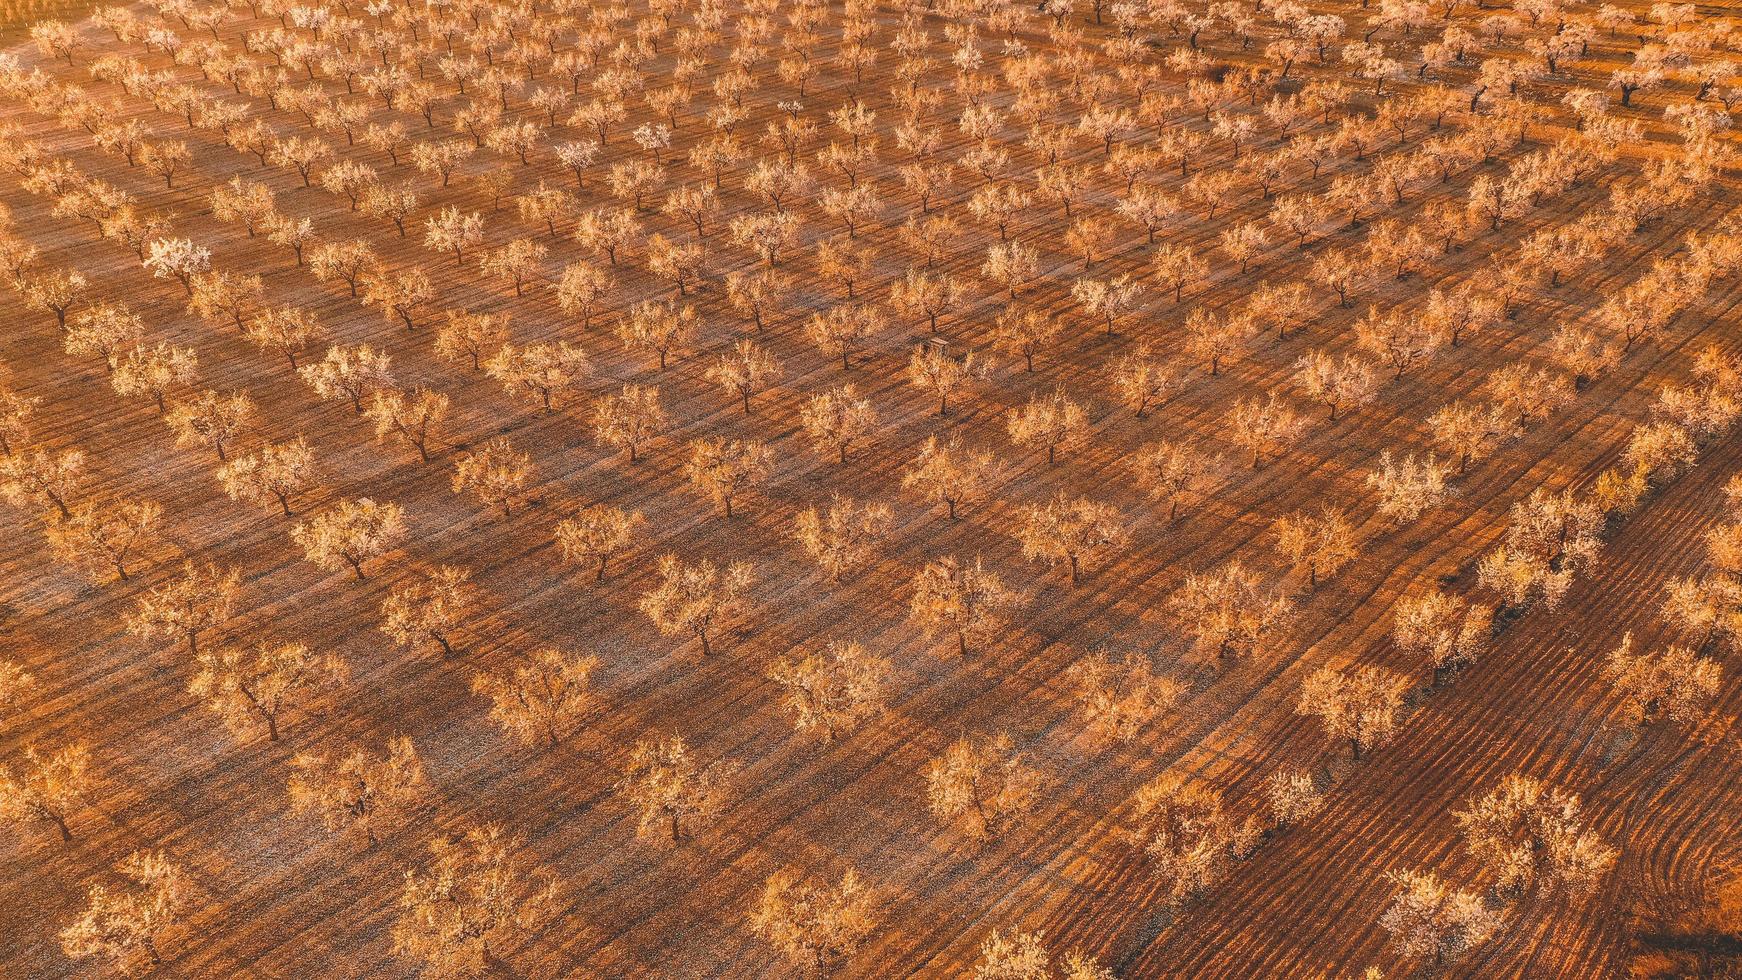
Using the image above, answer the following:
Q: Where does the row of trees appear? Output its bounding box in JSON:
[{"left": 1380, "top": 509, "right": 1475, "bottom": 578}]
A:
[{"left": 3, "top": 0, "right": 1737, "bottom": 974}]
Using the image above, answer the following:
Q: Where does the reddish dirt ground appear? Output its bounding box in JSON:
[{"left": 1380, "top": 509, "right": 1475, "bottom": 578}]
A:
[{"left": 0, "top": 0, "right": 1739, "bottom": 976}]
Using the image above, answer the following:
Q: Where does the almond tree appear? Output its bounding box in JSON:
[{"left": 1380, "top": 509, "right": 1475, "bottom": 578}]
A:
[
  {"left": 1355, "top": 306, "right": 1444, "bottom": 379},
  {"left": 270, "top": 136, "right": 333, "bottom": 187},
  {"left": 707, "top": 339, "right": 784, "bottom": 413},
  {"left": 1273, "top": 507, "right": 1358, "bottom": 589},
  {"left": 555, "top": 504, "right": 646, "bottom": 582},
  {"left": 973, "top": 932, "right": 1113, "bottom": 980},
  {"left": 1392, "top": 588, "right": 1493, "bottom": 686},
  {"left": 0, "top": 446, "right": 83, "bottom": 517},
  {"left": 1014, "top": 493, "right": 1127, "bottom": 584},
  {"left": 643, "top": 233, "right": 709, "bottom": 294},
  {"left": 1661, "top": 567, "right": 1742, "bottom": 653},
  {"left": 188, "top": 643, "right": 348, "bottom": 743},
  {"left": 889, "top": 269, "right": 965, "bottom": 332},
  {"left": 684, "top": 438, "right": 773, "bottom": 517},
  {"left": 1170, "top": 561, "right": 1292, "bottom": 661},
  {"left": 110, "top": 343, "right": 197, "bottom": 413},
  {"left": 292, "top": 498, "right": 406, "bottom": 580},
  {"left": 1293, "top": 351, "right": 1378, "bottom": 422},
  {"left": 1477, "top": 488, "right": 1603, "bottom": 611},
  {"left": 309, "top": 240, "right": 381, "bottom": 297},
  {"left": 59, "top": 851, "right": 188, "bottom": 972},
  {"left": 815, "top": 237, "right": 876, "bottom": 297},
  {"left": 218, "top": 437, "right": 319, "bottom": 516},
  {"left": 392, "top": 824, "right": 557, "bottom": 978},
  {"left": 901, "top": 434, "right": 997, "bottom": 520},
  {"left": 726, "top": 267, "right": 794, "bottom": 333},
  {"left": 381, "top": 566, "right": 478, "bottom": 658},
  {"left": 1071, "top": 275, "right": 1144, "bottom": 337},
  {"left": 639, "top": 555, "right": 755, "bottom": 656},
  {"left": 1379, "top": 868, "right": 1505, "bottom": 967},
  {"left": 1296, "top": 665, "right": 1410, "bottom": 761},
  {"left": 925, "top": 732, "right": 1041, "bottom": 846},
  {"left": 592, "top": 384, "right": 667, "bottom": 462},
  {"left": 480, "top": 238, "right": 548, "bottom": 297},
  {"left": 0, "top": 742, "right": 90, "bottom": 841},
  {"left": 361, "top": 183, "right": 420, "bottom": 237},
  {"left": 910, "top": 556, "right": 1016, "bottom": 657},
  {"left": 981, "top": 241, "right": 1041, "bottom": 298},
  {"left": 127, "top": 561, "right": 240, "bottom": 654},
  {"left": 0, "top": 388, "right": 39, "bottom": 456},
  {"left": 1249, "top": 281, "right": 1315, "bottom": 342},
  {"left": 1454, "top": 775, "right": 1616, "bottom": 899},
  {"left": 1266, "top": 770, "right": 1326, "bottom": 830},
  {"left": 1184, "top": 308, "right": 1252, "bottom": 376},
  {"left": 555, "top": 260, "right": 615, "bottom": 328},
  {"left": 211, "top": 178, "right": 277, "bottom": 235},
  {"left": 21, "top": 269, "right": 87, "bottom": 330},
  {"left": 423, "top": 206, "right": 485, "bottom": 264},
  {"left": 45, "top": 494, "right": 160, "bottom": 585},
  {"left": 362, "top": 268, "right": 435, "bottom": 333},
  {"left": 1309, "top": 250, "right": 1365, "bottom": 308},
  {"left": 300, "top": 345, "right": 394, "bottom": 414},
  {"left": 617, "top": 300, "right": 698, "bottom": 370},
  {"left": 365, "top": 388, "right": 448, "bottom": 463},
  {"left": 264, "top": 214, "right": 317, "bottom": 266},
  {"left": 1603, "top": 632, "right": 1722, "bottom": 731},
  {"left": 288, "top": 735, "right": 426, "bottom": 845},
  {"left": 616, "top": 733, "right": 733, "bottom": 843},
  {"left": 1066, "top": 649, "right": 1185, "bottom": 743},
  {"left": 1007, "top": 389, "right": 1089, "bottom": 465},
  {"left": 1151, "top": 244, "right": 1207, "bottom": 302},
  {"left": 792, "top": 496, "right": 893, "bottom": 582},
  {"left": 471, "top": 648, "right": 601, "bottom": 748},
  {"left": 1109, "top": 343, "right": 1183, "bottom": 418},
  {"left": 30, "top": 20, "right": 80, "bottom": 63},
  {"left": 766, "top": 640, "right": 891, "bottom": 742},
  {"left": 435, "top": 311, "right": 509, "bottom": 372},
  {"left": 1131, "top": 441, "right": 1222, "bottom": 522},
  {"left": 805, "top": 304, "right": 882, "bottom": 371},
  {"left": 1128, "top": 774, "right": 1254, "bottom": 903},
  {"left": 487, "top": 341, "right": 595, "bottom": 417},
  {"left": 166, "top": 390, "right": 253, "bottom": 461},
  {"left": 906, "top": 344, "right": 975, "bottom": 416},
  {"left": 245, "top": 306, "right": 327, "bottom": 368},
  {"left": 1366, "top": 452, "right": 1454, "bottom": 525},
  {"left": 452, "top": 437, "right": 535, "bottom": 516},
  {"left": 142, "top": 238, "right": 210, "bottom": 294},
  {"left": 751, "top": 866, "right": 876, "bottom": 977},
  {"left": 1066, "top": 216, "right": 1115, "bottom": 270},
  {"left": 992, "top": 306, "right": 1062, "bottom": 373},
  {"left": 575, "top": 207, "right": 641, "bottom": 264},
  {"left": 800, "top": 385, "right": 879, "bottom": 464},
  {"left": 1228, "top": 393, "right": 1308, "bottom": 469},
  {"left": 62, "top": 304, "right": 143, "bottom": 372}
]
